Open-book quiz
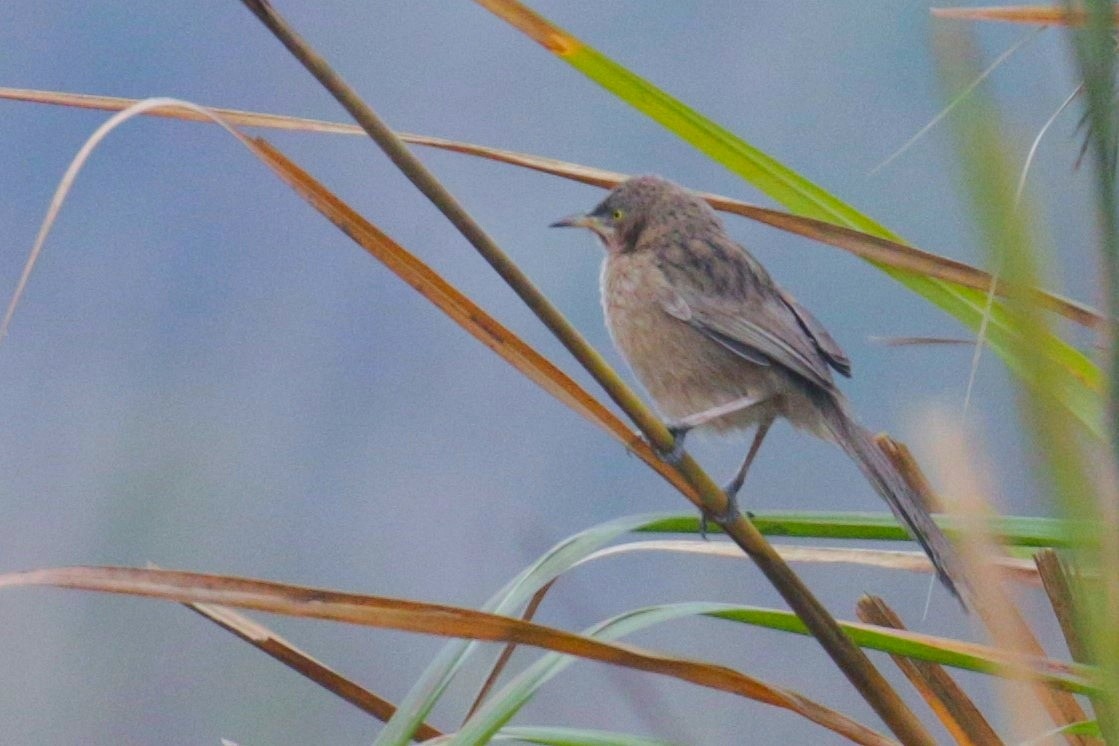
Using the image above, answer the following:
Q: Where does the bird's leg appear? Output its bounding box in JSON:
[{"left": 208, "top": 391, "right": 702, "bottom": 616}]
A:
[
  {"left": 657, "top": 393, "right": 766, "bottom": 466},
  {"left": 656, "top": 394, "right": 769, "bottom": 539},
  {"left": 724, "top": 415, "right": 775, "bottom": 506},
  {"left": 701, "top": 415, "right": 775, "bottom": 536}
]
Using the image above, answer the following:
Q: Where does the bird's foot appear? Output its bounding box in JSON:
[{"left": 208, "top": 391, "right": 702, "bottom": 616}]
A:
[
  {"left": 697, "top": 506, "right": 740, "bottom": 539},
  {"left": 655, "top": 424, "right": 690, "bottom": 466},
  {"left": 697, "top": 484, "right": 755, "bottom": 539},
  {"left": 721, "top": 474, "right": 757, "bottom": 519}
]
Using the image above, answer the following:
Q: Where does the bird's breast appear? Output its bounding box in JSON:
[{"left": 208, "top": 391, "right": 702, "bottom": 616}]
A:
[{"left": 599, "top": 253, "right": 778, "bottom": 430}]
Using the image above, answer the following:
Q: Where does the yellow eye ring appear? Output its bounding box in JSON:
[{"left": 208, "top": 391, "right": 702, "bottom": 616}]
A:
[{"left": 611, "top": 209, "right": 624, "bottom": 220}]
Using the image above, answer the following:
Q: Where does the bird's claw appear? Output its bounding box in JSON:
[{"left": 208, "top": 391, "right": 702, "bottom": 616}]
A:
[
  {"left": 698, "top": 506, "right": 734, "bottom": 540},
  {"left": 697, "top": 486, "right": 754, "bottom": 539},
  {"left": 699, "top": 512, "right": 711, "bottom": 540},
  {"left": 655, "top": 424, "right": 690, "bottom": 466}
]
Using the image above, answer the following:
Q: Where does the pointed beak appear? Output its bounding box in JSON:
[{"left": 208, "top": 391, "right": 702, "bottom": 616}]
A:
[{"left": 550, "top": 213, "right": 598, "bottom": 230}]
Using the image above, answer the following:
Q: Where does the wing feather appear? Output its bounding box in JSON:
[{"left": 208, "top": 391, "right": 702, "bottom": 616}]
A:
[
  {"left": 777, "top": 288, "right": 851, "bottom": 377},
  {"left": 657, "top": 237, "right": 847, "bottom": 390}
]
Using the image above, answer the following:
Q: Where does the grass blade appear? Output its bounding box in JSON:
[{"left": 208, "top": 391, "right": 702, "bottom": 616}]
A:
[
  {"left": 465, "top": 583, "right": 552, "bottom": 722},
  {"left": 376, "top": 514, "right": 668, "bottom": 745},
  {"left": 1, "top": 565, "right": 894, "bottom": 746},
  {"left": 638, "top": 511, "right": 1075, "bottom": 548},
  {"left": 1034, "top": 550, "right": 1090, "bottom": 664},
  {"left": 484, "top": 725, "right": 679, "bottom": 745},
  {"left": 856, "top": 596, "right": 1003, "bottom": 746},
  {"left": 582, "top": 540, "right": 1040, "bottom": 586},
  {"left": 474, "top": 0, "right": 1103, "bottom": 438},
  {"left": 0, "top": 85, "right": 1099, "bottom": 331},
  {"left": 186, "top": 602, "right": 442, "bottom": 741},
  {"left": 936, "top": 20, "right": 1111, "bottom": 741},
  {"left": 931, "top": 6, "right": 1119, "bottom": 25},
  {"left": 872, "top": 29, "right": 1041, "bottom": 175},
  {"left": 704, "top": 604, "right": 1093, "bottom": 694},
  {"left": 1062, "top": 2, "right": 1119, "bottom": 738},
  {"left": 244, "top": 138, "right": 696, "bottom": 501},
  {"left": 473, "top": 0, "right": 879, "bottom": 225},
  {"left": 1035, "top": 549, "right": 1110, "bottom": 732},
  {"left": 456, "top": 603, "right": 896, "bottom": 746},
  {"left": 458, "top": 599, "right": 1097, "bottom": 744},
  {"left": 0, "top": 91, "right": 693, "bottom": 502}
]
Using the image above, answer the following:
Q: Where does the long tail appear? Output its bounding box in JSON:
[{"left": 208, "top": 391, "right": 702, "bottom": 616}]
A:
[{"left": 817, "top": 393, "right": 972, "bottom": 609}]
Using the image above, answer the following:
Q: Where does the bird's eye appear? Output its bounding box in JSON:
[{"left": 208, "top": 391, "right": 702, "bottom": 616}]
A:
[{"left": 611, "top": 208, "right": 624, "bottom": 221}]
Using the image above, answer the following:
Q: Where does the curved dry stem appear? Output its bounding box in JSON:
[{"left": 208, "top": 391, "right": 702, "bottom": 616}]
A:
[
  {"left": 3, "top": 566, "right": 896, "bottom": 746},
  {"left": 0, "top": 97, "right": 255, "bottom": 348},
  {"left": 0, "top": 85, "right": 1098, "bottom": 329},
  {"left": 0, "top": 92, "right": 693, "bottom": 502}
]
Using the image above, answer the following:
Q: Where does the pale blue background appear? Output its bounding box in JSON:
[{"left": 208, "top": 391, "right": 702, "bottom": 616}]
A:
[{"left": 0, "top": 3, "right": 1097, "bottom": 744}]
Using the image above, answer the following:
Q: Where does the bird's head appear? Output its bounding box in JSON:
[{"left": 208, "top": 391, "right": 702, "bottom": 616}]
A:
[{"left": 551, "top": 175, "right": 691, "bottom": 253}]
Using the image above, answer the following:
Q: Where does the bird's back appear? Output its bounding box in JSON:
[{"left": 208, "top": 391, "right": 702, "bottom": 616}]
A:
[{"left": 601, "top": 216, "right": 851, "bottom": 436}]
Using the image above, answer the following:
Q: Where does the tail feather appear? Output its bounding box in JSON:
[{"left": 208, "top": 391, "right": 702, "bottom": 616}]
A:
[{"left": 818, "top": 394, "right": 972, "bottom": 609}]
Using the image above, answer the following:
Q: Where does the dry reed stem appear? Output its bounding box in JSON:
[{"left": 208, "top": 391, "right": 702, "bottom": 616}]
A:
[
  {"left": 858, "top": 595, "right": 1004, "bottom": 746},
  {"left": 236, "top": 2, "right": 934, "bottom": 742}
]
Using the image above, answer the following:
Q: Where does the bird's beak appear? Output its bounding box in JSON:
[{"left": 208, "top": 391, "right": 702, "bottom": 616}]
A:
[
  {"left": 551, "top": 213, "right": 616, "bottom": 246},
  {"left": 549, "top": 212, "right": 598, "bottom": 230}
]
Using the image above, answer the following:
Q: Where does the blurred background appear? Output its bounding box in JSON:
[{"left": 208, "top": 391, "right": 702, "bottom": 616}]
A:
[{"left": 0, "top": 2, "right": 1099, "bottom": 743}]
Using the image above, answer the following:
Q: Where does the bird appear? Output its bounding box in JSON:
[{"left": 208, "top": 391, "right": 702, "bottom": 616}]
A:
[{"left": 552, "top": 174, "right": 969, "bottom": 606}]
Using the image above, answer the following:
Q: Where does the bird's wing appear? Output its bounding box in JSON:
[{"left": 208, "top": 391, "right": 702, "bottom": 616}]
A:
[
  {"left": 670, "top": 291, "right": 836, "bottom": 390},
  {"left": 658, "top": 237, "right": 838, "bottom": 390},
  {"left": 776, "top": 287, "right": 851, "bottom": 378},
  {"left": 663, "top": 290, "right": 774, "bottom": 368}
]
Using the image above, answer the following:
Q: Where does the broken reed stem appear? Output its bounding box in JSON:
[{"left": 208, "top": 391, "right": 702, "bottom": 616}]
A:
[
  {"left": 1035, "top": 548, "right": 1110, "bottom": 734},
  {"left": 857, "top": 595, "right": 1003, "bottom": 746},
  {"left": 1034, "top": 549, "right": 1089, "bottom": 664},
  {"left": 877, "top": 435, "right": 943, "bottom": 513}
]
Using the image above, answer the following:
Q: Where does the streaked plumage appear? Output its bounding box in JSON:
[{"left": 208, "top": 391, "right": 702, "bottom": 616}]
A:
[{"left": 554, "top": 175, "right": 969, "bottom": 606}]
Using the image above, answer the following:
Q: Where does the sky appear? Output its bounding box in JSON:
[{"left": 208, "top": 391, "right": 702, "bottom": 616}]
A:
[{"left": 0, "top": 3, "right": 1100, "bottom": 744}]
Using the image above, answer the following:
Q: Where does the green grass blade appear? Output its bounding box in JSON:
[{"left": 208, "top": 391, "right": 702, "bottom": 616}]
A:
[
  {"left": 1068, "top": 0, "right": 1119, "bottom": 437},
  {"left": 703, "top": 605, "right": 1095, "bottom": 694},
  {"left": 477, "top": 0, "right": 1102, "bottom": 437},
  {"left": 567, "top": 47, "right": 879, "bottom": 228},
  {"left": 638, "top": 511, "right": 1076, "bottom": 547},
  {"left": 1051, "top": 721, "right": 1103, "bottom": 738},
  {"left": 374, "top": 513, "right": 676, "bottom": 746},
  {"left": 937, "top": 17, "right": 1119, "bottom": 738},
  {"left": 455, "top": 601, "right": 1095, "bottom": 744},
  {"left": 454, "top": 605, "right": 711, "bottom": 744},
  {"left": 572, "top": 27, "right": 1103, "bottom": 436},
  {"left": 488, "top": 726, "right": 679, "bottom": 745},
  {"left": 454, "top": 603, "right": 889, "bottom": 745}
]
